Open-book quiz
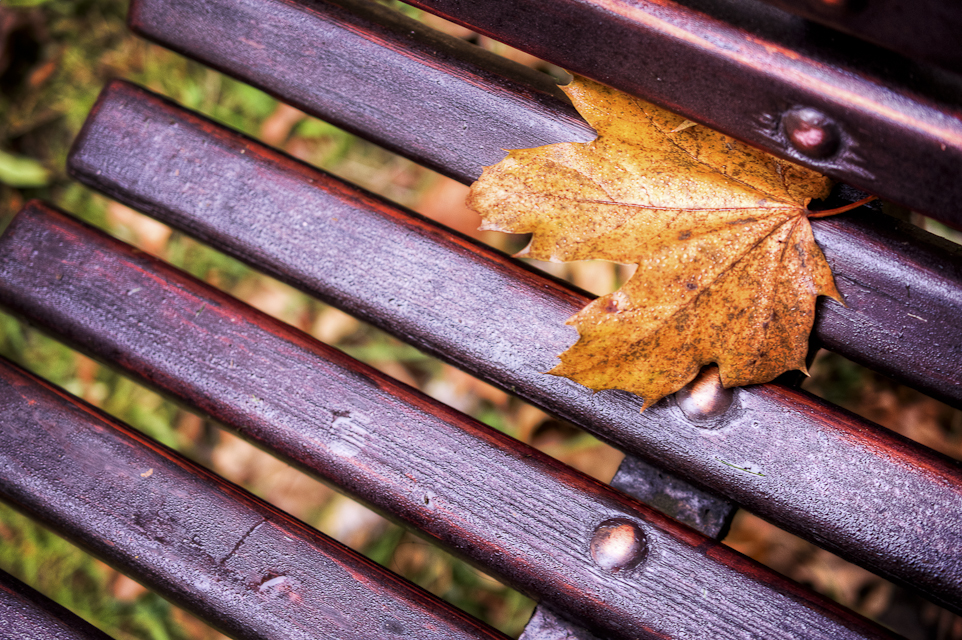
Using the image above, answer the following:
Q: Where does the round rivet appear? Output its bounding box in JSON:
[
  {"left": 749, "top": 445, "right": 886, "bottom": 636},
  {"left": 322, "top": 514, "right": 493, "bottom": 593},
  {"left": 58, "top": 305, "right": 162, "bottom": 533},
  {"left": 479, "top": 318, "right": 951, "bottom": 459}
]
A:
[
  {"left": 781, "top": 107, "right": 840, "bottom": 159},
  {"left": 676, "top": 365, "right": 733, "bottom": 421},
  {"left": 590, "top": 518, "right": 647, "bottom": 572}
]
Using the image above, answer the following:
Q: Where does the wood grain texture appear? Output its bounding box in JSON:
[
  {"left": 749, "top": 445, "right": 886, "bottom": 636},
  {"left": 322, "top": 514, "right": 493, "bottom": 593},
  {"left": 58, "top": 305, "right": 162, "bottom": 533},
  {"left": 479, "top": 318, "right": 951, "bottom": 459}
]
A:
[
  {"left": 0, "top": 358, "right": 510, "bottom": 640},
  {"left": 521, "top": 608, "right": 607, "bottom": 640},
  {"left": 403, "top": 0, "right": 962, "bottom": 227},
  {"left": 0, "top": 201, "right": 901, "bottom": 640},
  {"left": 609, "top": 456, "right": 734, "bottom": 540},
  {"left": 523, "top": 455, "right": 737, "bottom": 640},
  {"left": 133, "top": 0, "right": 962, "bottom": 223},
  {"left": 124, "top": 5, "right": 750, "bottom": 633},
  {"left": 754, "top": 0, "right": 962, "bottom": 73},
  {"left": 127, "top": 0, "right": 594, "bottom": 185},
  {"left": 813, "top": 210, "right": 962, "bottom": 409},
  {"left": 65, "top": 83, "right": 962, "bottom": 614},
  {"left": 0, "top": 570, "right": 115, "bottom": 640},
  {"left": 126, "top": 0, "right": 962, "bottom": 408}
]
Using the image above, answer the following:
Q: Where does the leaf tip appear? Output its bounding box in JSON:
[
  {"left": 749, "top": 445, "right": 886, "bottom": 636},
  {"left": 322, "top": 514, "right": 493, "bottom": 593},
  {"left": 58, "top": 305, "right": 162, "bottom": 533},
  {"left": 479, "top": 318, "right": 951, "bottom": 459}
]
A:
[
  {"left": 821, "top": 280, "right": 846, "bottom": 308},
  {"left": 512, "top": 239, "right": 534, "bottom": 259},
  {"left": 669, "top": 119, "right": 699, "bottom": 134}
]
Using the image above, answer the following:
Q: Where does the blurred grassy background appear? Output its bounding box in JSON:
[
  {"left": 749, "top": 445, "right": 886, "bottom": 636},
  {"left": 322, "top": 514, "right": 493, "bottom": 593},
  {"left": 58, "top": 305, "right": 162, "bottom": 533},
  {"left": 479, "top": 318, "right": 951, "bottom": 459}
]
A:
[{"left": 1, "top": 1, "right": 961, "bottom": 639}]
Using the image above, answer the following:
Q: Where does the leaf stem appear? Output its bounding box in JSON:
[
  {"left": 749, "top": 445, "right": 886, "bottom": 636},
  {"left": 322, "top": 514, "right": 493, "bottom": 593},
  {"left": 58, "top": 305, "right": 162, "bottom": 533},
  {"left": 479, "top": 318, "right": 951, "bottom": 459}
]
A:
[{"left": 806, "top": 195, "right": 877, "bottom": 219}]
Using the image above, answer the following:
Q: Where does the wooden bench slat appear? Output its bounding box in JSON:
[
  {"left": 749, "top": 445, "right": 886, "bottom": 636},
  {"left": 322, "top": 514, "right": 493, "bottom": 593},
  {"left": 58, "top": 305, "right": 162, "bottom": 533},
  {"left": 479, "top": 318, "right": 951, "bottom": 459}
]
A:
[
  {"left": 0, "top": 569, "right": 115, "bottom": 640},
  {"left": 130, "top": 0, "right": 962, "bottom": 224},
  {"left": 0, "top": 201, "right": 901, "bottom": 640},
  {"left": 0, "top": 358, "right": 510, "bottom": 640},
  {"left": 128, "top": 0, "right": 595, "bottom": 186},
  {"left": 528, "top": 455, "right": 738, "bottom": 640},
  {"left": 126, "top": 0, "right": 962, "bottom": 408},
  {"left": 754, "top": 0, "right": 962, "bottom": 73},
  {"left": 610, "top": 455, "right": 735, "bottom": 540},
  {"left": 64, "top": 82, "right": 962, "bottom": 615},
  {"left": 812, "top": 213, "right": 962, "bottom": 408},
  {"left": 403, "top": 0, "right": 962, "bottom": 226}
]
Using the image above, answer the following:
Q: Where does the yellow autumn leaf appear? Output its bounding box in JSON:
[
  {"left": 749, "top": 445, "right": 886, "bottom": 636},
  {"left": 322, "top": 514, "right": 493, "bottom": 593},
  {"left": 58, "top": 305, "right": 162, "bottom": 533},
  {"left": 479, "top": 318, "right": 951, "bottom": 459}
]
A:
[{"left": 468, "top": 77, "right": 842, "bottom": 410}]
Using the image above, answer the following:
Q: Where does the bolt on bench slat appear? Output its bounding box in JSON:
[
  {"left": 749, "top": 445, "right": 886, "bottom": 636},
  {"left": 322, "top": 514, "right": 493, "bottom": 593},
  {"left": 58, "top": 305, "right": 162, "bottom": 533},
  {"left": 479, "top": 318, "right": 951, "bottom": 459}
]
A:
[
  {"left": 127, "top": 0, "right": 962, "bottom": 409},
  {"left": 0, "top": 201, "right": 902, "bottom": 640},
  {"left": 404, "top": 0, "right": 962, "bottom": 227},
  {"left": 65, "top": 82, "right": 962, "bottom": 615},
  {"left": 0, "top": 569, "right": 115, "bottom": 640},
  {"left": 127, "top": 5, "right": 744, "bottom": 633},
  {"left": 0, "top": 358, "right": 510, "bottom": 640},
  {"left": 527, "top": 454, "right": 739, "bottom": 639}
]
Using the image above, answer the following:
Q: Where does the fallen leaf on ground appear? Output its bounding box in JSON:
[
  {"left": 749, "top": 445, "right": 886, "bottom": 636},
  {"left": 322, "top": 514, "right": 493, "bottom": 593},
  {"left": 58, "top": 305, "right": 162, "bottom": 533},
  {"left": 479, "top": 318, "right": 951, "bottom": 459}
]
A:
[{"left": 468, "top": 77, "right": 842, "bottom": 409}]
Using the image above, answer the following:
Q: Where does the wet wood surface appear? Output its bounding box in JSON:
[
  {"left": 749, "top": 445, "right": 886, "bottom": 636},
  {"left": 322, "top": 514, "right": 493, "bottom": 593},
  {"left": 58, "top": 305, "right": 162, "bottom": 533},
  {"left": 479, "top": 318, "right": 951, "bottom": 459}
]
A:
[
  {"left": 127, "top": 0, "right": 962, "bottom": 408},
  {"left": 403, "top": 0, "right": 962, "bottom": 226},
  {"left": 744, "top": 0, "right": 962, "bottom": 73},
  {"left": 1, "top": 0, "right": 956, "bottom": 635},
  {"left": 0, "top": 570, "right": 115, "bottom": 640},
  {"left": 0, "top": 201, "right": 902, "bottom": 640},
  {"left": 523, "top": 455, "right": 738, "bottom": 640},
  {"left": 812, "top": 211, "right": 962, "bottom": 409},
  {"left": 127, "top": 0, "right": 595, "bottom": 185},
  {"left": 64, "top": 83, "right": 962, "bottom": 615},
  {"left": 0, "top": 357, "right": 511, "bottom": 640},
  {"left": 129, "top": 0, "right": 962, "bottom": 223}
]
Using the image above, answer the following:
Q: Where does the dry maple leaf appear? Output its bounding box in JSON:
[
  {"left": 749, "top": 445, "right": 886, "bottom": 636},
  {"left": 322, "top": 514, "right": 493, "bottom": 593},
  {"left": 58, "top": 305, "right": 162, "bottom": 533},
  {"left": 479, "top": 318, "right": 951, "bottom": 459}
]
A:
[{"left": 468, "top": 76, "right": 844, "bottom": 410}]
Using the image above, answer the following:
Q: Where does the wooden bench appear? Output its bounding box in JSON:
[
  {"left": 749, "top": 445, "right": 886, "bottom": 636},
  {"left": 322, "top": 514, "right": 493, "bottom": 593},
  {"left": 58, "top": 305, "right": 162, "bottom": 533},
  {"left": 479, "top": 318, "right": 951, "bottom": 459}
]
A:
[{"left": 1, "top": 0, "right": 961, "bottom": 638}]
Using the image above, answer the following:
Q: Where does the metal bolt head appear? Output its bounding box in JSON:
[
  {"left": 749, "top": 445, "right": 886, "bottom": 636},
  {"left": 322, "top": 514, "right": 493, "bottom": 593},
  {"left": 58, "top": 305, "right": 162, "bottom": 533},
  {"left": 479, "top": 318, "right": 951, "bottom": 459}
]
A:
[
  {"left": 590, "top": 518, "right": 647, "bottom": 572},
  {"left": 782, "top": 106, "right": 840, "bottom": 159},
  {"left": 676, "top": 365, "right": 734, "bottom": 421}
]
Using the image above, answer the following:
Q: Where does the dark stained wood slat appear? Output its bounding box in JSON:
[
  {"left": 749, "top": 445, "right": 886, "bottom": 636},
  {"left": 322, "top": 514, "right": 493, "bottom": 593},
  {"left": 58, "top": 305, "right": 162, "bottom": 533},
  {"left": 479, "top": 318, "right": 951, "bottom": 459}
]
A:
[
  {"left": 128, "top": 0, "right": 594, "bottom": 186},
  {"left": 813, "top": 211, "right": 962, "bottom": 408},
  {"left": 403, "top": 0, "right": 962, "bottom": 227},
  {"left": 64, "top": 84, "right": 962, "bottom": 614},
  {"left": 521, "top": 611, "right": 607, "bottom": 640},
  {"left": 124, "top": 4, "right": 748, "bottom": 635},
  {"left": 524, "top": 456, "right": 738, "bottom": 640},
  {"left": 0, "top": 202, "right": 901, "bottom": 640},
  {"left": 0, "top": 359, "right": 510, "bottom": 640},
  {"left": 754, "top": 0, "right": 962, "bottom": 74},
  {"left": 0, "top": 570, "right": 115, "bottom": 640},
  {"left": 610, "top": 456, "right": 735, "bottom": 541},
  {"left": 126, "top": 0, "right": 962, "bottom": 408}
]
